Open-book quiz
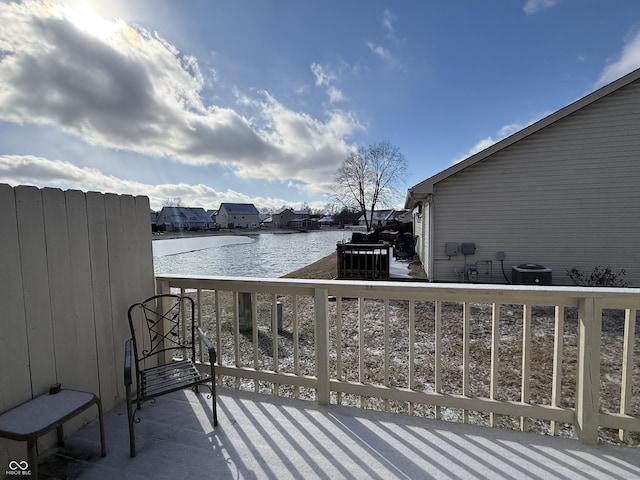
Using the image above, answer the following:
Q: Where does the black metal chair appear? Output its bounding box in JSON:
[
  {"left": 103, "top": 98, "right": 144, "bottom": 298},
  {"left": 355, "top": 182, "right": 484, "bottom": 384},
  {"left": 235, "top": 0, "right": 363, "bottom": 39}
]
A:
[{"left": 124, "top": 294, "right": 217, "bottom": 457}]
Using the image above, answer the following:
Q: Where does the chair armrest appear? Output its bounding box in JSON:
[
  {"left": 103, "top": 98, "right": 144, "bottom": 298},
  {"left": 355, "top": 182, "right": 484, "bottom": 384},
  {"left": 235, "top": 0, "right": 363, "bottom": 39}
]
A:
[
  {"left": 197, "top": 327, "right": 217, "bottom": 363},
  {"left": 124, "top": 339, "right": 133, "bottom": 386}
]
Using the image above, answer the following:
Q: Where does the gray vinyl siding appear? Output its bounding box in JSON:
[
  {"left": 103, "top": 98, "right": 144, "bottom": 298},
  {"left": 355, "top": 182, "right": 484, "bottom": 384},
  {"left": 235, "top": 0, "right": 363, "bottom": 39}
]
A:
[{"left": 431, "top": 79, "right": 640, "bottom": 285}]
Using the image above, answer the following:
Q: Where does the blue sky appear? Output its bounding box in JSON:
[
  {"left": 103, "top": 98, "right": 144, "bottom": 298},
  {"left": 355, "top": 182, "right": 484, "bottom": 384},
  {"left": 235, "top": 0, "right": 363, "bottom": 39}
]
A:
[{"left": 1, "top": 0, "right": 640, "bottom": 212}]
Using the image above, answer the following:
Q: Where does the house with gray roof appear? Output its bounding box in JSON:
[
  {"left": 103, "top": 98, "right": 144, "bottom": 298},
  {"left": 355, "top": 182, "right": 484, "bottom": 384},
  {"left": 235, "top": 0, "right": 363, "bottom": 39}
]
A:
[
  {"left": 405, "top": 68, "right": 640, "bottom": 286},
  {"left": 155, "top": 207, "right": 217, "bottom": 231},
  {"left": 268, "top": 208, "right": 316, "bottom": 229},
  {"left": 269, "top": 208, "right": 296, "bottom": 228},
  {"left": 217, "top": 203, "right": 260, "bottom": 228}
]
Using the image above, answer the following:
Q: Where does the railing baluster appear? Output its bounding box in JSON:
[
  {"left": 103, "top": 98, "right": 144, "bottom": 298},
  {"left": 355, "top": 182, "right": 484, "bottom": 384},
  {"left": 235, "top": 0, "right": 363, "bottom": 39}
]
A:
[
  {"left": 272, "top": 293, "right": 279, "bottom": 395},
  {"left": 462, "top": 302, "right": 470, "bottom": 424},
  {"left": 215, "top": 289, "right": 221, "bottom": 385},
  {"left": 233, "top": 291, "right": 240, "bottom": 389},
  {"left": 409, "top": 299, "right": 415, "bottom": 415},
  {"left": 180, "top": 287, "right": 187, "bottom": 360},
  {"left": 434, "top": 300, "right": 442, "bottom": 420},
  {"left": 336, "top": 296, "right": 343, "bottom": 405},
  {"left": 196, "top": 289, "right": 203, "bottom": 363},
  {"left": 619, "top": 308, "right": 636, "bottom": 442},
  {"left": 521, "top": 304, "right": 532, "bottom": 432},
  {"left": 252, "top": 292, "right": 259, "bottom": 392},
  {"left": 490, "top": 303, "right": 500, "bottom": 428},
  {"left": 293, "top": 295, "right": 300, "bottom": 398},
  {"left": 359, "top": 296, "right": 365, "bottom": 408},
  {"left": 384, "top": 298, "right": 390, "bottom": 412},
  {"left": 551, "top": 305, "right": 565, "bottom": 435}
]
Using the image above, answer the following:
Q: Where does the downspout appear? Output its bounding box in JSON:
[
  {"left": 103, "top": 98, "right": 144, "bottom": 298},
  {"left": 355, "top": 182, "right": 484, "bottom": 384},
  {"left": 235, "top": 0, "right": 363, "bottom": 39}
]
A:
[{"left": 426, "top": 194, "right": 435, "bottom": 282}]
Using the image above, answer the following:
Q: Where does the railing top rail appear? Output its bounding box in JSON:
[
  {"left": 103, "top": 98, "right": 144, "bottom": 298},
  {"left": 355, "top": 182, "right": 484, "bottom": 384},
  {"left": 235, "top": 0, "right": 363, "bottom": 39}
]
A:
[{"left": 156, "top": 275, "right": 640, "bottom": 308}]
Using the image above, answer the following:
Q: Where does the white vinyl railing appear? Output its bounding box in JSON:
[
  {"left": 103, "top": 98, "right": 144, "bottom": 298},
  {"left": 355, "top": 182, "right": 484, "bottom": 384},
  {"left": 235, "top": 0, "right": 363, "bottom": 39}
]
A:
[{"left": 156, "top": 275, "right": 640, "bottom": 445}]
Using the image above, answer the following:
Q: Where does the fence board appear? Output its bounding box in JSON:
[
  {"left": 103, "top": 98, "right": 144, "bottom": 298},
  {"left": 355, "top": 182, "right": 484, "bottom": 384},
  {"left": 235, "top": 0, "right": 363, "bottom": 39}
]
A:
[
  {"left": 43, "top": 188, "right": 78, "bottom": 389},
  {"left": 0, "top": 185, "right": 30, "bottom": 409},
  {"left": 15, "top": 186, "right": 56, "bottom": 395},
  {"left": 104, "top": 194, "right": 129, "bottom": 402},
  {"left": 0, "top": 185, "right": 31, "bottom": 467},
  {"left": 66, "top": 190, "right": 100, "bottom": 396},
  {"left": 134, "top": 196, "right": 154, "bottom": 292},
  {"left": 86, "top": 192, "right": 118, "bottom": 410}
]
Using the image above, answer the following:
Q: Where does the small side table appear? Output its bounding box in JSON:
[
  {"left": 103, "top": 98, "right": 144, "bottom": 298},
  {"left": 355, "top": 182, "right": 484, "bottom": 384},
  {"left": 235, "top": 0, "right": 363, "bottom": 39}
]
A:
[{"left": 0, "top": 389, "right": 106, "bottom": 478}]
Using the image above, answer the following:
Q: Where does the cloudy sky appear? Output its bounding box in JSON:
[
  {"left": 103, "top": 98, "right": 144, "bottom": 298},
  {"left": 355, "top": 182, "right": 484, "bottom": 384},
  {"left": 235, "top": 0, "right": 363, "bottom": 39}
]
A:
[{"left": 1, "top": 0, "right": 640, "bottom": 211}]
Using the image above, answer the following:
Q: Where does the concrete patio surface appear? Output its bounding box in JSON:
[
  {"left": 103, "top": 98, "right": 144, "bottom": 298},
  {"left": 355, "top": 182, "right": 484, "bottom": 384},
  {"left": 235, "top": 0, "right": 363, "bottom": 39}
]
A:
[{"left": 38, "top": 387, "right": 640, "bottom": 479}]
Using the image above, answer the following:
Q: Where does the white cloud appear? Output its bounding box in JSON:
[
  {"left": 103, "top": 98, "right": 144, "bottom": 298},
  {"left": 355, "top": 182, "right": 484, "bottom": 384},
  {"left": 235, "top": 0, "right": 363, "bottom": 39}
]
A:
[
  {"left": 596, "top": 30, "right": 640, "bottom": 87},
  {"left": 366, "top": 9, "right": 403, "bottom": 69},
  {"left": 452, "top": 137, "right": 497, "bottom": 165},
  {"left": 0, "top": 1, "right": 360, "bottom": 193},
  {"left": 310, "top": 63, "right": 345, "bottom": 104},
  {"left": 234, "top": 91, "right": 361, "bottom": 192},
  {"left": 523, "top": 0, "right": 559, "bottom": 15},
  {"left": 382, "top": 9, "right": 396, "bottom": 39},
  {"left": 452, "top": 120, "right": 537, "bottom": 164},
  {"left": 0, "top": 155, "right": 305, "bottom": 211},
  {"left": 367, "top": 42, "right": 392, "bottom": 61}
]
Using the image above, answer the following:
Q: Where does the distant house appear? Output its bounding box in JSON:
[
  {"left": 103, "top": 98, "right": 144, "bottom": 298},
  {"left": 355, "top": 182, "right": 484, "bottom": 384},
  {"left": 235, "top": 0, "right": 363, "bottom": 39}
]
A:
[
  {"left": 270, "top": 208, "right": 295, "bottom": 228},
  {"left": 405, "top": 68, "right": 640, "bottom": 286},
  {"left": 269, "top": 208, "right": 314, "bottom": 229},
  {"left": 155, "top": 207, "right": 216, "bottom": 231},
  {"left": 318, "top": 215, "right": 334, "bottom": 227},
  {"left": 217, "top": 203, "right": 260, "bottom": 229}
]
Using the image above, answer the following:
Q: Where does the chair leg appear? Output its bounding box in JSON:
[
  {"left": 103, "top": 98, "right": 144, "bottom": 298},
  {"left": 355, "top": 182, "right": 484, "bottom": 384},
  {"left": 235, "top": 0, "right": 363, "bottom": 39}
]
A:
[
  {"left": 126, "top": 384, "right": 136, "bottom": 457},
  {"left": 27, "top": 439, "right": 38, "bottom": 479},
  {"left": 211, "top": 365, "right": 218, "bottom": 426},
  {"left": 96, "top": 397, "right": 106, "bottom": 457},
  {"left": 212, "top": 381, "right": 218, "bottom": 427},
  {"left": 57, "top": 424, "right": 65, "bottom": 446}
]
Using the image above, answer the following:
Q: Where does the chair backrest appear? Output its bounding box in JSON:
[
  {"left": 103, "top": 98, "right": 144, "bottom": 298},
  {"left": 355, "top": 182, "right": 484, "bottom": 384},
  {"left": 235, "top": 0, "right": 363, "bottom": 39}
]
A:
[{"left": 127, "top": 294, "right": 196, "bottom": 371}]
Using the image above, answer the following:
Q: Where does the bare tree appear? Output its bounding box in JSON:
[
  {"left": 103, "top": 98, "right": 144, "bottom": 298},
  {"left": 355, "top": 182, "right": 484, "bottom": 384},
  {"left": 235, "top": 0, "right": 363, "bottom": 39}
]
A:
[
  {"left": 333, "top": 141, "right": 407, "bottom": 231},
  {"left": 163, "top": 197, "right": 182, "bottom": 207}
]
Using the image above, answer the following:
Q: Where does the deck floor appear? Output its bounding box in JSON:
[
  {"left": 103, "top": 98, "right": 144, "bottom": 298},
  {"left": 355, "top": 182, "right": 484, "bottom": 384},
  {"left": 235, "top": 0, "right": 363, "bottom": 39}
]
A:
[{"left": 39, "top": 387, "right": 640, "bottom": 479}]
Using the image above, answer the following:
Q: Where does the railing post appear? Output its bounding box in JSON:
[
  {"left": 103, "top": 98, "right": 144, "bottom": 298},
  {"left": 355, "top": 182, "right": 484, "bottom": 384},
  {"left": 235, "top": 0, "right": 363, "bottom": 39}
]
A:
[
  {"left": 155, "top": 279, "right": 172, "bottom": 364},
  {"left": 575, "top": 296, "right": 602, "bottom": 444},
  {"left": 156, "top": 278, "right": 171, "bottom": 296},
  {"left": 315, "top": 288, "right": 330, "bottom": 405}
]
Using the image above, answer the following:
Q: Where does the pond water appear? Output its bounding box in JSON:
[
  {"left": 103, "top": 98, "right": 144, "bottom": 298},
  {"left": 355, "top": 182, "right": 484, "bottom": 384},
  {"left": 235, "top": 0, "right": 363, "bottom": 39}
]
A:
[{"left": 153, "top": 230, "right": 351, "bottom": 278}]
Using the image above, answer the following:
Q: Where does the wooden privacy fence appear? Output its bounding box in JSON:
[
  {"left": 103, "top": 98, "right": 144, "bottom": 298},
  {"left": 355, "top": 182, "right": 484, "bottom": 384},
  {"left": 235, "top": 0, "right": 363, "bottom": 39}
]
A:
[
  {"left": 157, "top": 275, "right": 640, "bottom": 446},
  {"left": 0, "top": 184, "right": 154, "bottom": 466}
]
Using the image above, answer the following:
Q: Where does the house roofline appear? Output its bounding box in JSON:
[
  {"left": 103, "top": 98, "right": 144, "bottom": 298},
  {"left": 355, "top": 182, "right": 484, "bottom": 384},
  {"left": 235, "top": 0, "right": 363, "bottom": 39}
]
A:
[{"left": 404, "top": 67, "right": 640, "bottom": 209}]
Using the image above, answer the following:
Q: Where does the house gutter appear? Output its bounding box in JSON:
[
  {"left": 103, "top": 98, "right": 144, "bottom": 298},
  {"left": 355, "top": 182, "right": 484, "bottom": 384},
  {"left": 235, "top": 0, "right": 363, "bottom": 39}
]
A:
[{"left": 404, "top": 187, "right": 430, "bottom": 210}]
